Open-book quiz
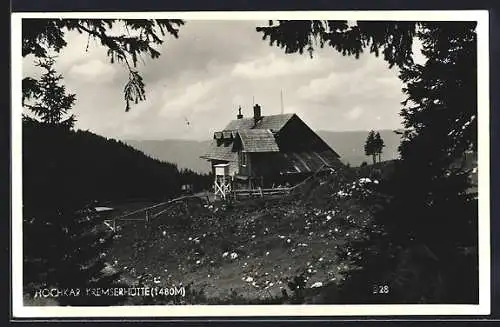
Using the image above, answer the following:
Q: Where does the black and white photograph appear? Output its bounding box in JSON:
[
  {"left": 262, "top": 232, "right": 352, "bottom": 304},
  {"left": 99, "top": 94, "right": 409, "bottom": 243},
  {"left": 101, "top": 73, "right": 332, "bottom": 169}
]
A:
[{"left": 12, "top": 10, "right": 490, "bottom": 317}]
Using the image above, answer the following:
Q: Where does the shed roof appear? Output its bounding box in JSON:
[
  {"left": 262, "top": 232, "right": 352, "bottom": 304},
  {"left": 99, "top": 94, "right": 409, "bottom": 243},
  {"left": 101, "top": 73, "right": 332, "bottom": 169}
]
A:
[
  {"left": 238, "top": 129, "right": 280, "bottom": 153},
  {"left": 200, "top": 139, "right": 238, "bottom": 161},
  {"left": 278, "top": 150, "right": 342, "bottom": 174}
]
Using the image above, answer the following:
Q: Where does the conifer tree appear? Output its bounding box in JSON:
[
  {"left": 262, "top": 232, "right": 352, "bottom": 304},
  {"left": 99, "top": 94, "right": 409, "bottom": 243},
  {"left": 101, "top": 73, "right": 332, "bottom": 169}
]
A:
[
  {"left": 22, "top": 129, "right": 128, "bottom": 306},
  {"left": 374, "top": 132, "right": 385, "bottom": 163},
  {"left": 23, "top": 57, "right": 76, "bottom": 129},
  {"left": 54, "top": 206, "right": 127, "bottom": 306},
  {"left": 24, "top": 201, "right": 127, "bottom": 306},
  {"left": 364, "top": 130, "right": 377, "bottom": 164},
  {"left": 21, "top": 18, "right": 184, "bottom": 305},
  {"left": 338, "top": 22, "right": 478, "bottom": 304},
  {"left": 257, "top": 20, "right": 478, "bottom": 303},
  {"left": 21, "top": 59, "right": 126, "bottom": 305}
]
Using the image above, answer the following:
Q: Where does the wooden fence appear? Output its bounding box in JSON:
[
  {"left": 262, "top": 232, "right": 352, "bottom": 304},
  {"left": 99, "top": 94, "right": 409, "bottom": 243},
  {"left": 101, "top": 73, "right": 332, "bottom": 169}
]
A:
[
  {"left": 230, "top": 164, "right": 336, "bottom": 200},
  {"left": 232, "top": 187, "right": 291, "bottom": 199},
  {"left": 102, "top": 193, "right": 211, "bottom": 232}
]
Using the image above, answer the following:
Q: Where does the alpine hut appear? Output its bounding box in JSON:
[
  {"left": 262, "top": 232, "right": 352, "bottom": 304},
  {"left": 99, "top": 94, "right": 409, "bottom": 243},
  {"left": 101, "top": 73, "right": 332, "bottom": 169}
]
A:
[{"left": 201, "top": 104, "right": 344, "bottom": 196}]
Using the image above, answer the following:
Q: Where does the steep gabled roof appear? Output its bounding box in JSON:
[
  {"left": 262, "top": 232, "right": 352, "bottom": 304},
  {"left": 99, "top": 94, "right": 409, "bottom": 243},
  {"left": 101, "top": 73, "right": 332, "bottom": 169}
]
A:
[
  {"left": 224, "top": 113, "right": 295, "bottom": 132},
  {"left": 238, "top": 129, "right": 280, "bottom": 153},
  {"left": 201, "top": 112, "right": 342, "bottom": 163}
]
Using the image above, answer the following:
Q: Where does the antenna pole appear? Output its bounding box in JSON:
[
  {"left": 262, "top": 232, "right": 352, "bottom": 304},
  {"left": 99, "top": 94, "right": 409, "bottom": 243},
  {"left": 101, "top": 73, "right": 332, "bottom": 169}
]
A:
[{"left": 280, "top": 89, "right": 284, "bottom": 114}]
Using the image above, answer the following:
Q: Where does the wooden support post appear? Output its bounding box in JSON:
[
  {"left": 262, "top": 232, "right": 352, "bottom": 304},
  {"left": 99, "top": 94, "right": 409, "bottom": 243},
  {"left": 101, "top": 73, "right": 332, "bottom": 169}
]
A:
[
  {"left": 104, "top": 220, "right": 115, "bottom": 232},
  {"left": 223, "top": 179, "right": 226, "bottom": 200}
]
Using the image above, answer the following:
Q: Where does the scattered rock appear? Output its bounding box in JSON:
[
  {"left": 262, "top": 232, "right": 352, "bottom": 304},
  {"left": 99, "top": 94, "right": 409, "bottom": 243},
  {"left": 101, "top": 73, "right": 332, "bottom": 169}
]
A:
[{"left": 311, "top": 282, "right": 323, "bottom": 288}]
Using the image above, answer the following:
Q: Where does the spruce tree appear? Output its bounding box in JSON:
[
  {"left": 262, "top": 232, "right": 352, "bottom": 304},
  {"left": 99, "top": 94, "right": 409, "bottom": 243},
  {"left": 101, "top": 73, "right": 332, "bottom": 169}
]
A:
[
  {"left": 23, "top": 57, "right": 76, "bottom": 129},
  {"left": 257, "top": 20, "right": 479, "bottom": 303},
  {"left": 374, "top": 132, "right": 385, "bottom": 163},
  {"left": 337, "top": 22, "right": 478, "bottom": 304},
  {"left": 22, "top": 62, "right": 126, "bottom": 305},
  {"left": 24, "top": 199, "right": 127, "bottom": 306},
  {"left": 364, "top": 130, "right": 377, "bottom": 164},
  {"left": 21, "top": 18, "right": 185, "bottom": 305},
  {"left": 53, "top": 205, "right": 127, "bottom": 306}
]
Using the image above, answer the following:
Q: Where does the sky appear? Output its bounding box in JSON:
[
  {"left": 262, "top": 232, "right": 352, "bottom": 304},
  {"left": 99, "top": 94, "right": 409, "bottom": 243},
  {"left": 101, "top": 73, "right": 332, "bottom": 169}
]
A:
[{"left": 22, "top": 20, "right": 425, "bottom": 141}]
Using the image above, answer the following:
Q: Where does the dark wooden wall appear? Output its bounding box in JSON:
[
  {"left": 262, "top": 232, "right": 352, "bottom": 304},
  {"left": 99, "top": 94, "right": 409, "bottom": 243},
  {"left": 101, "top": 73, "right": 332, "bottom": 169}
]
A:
[{"left": 275, "top": 115, "right": 331, "bottom": 153}]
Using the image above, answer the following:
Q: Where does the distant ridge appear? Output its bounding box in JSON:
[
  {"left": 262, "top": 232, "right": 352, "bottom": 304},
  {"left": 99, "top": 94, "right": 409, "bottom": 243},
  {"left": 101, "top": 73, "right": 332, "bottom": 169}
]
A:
[
  {"left": 124, "top": 139, "right": 212, "bottom": 173},
  {"left": 124, "top": 129, "right": 402, "bottom": 173}
]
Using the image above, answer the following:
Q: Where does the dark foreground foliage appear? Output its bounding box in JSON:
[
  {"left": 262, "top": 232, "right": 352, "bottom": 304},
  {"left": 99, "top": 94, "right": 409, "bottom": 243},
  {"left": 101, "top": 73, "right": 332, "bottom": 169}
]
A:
[{"left": 257, "top": 20, "right": 479, "bottom": 304}]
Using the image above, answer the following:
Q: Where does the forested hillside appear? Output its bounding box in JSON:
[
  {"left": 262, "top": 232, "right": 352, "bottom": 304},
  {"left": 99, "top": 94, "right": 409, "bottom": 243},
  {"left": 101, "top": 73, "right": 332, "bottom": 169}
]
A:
[{"left": 23, "top": 118, "right": 212, "bottom": 215}]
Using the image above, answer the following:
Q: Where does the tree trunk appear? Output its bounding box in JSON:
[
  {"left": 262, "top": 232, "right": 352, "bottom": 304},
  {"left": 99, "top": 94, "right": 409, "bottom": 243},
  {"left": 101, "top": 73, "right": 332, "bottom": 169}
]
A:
[{"left": 372, "top": 154, "right": 376, "bottom": 165}]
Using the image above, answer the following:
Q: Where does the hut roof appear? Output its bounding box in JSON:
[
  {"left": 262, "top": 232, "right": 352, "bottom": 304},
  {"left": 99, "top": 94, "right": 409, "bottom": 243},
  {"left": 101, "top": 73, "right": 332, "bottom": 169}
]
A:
[
  {"left": 238, "top": 129, "right": 280, "bottom": 153},
  {"left": 224, "top": 114, "right": 294, "bottom": 132},
  {"left": 201, "top": 139, "right": 237, "bottom": 161},
  {"left": 201, "top": 112, "right": 341, "bottom": 164}
]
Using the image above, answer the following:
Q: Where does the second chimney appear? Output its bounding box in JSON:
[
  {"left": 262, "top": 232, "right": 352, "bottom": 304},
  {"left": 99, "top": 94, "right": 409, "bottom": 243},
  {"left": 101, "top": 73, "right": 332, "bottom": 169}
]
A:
[
  {"left": 237, "top": 106, "right": 243, "bottom": 119},
  {"left": 253, "top": 104, "right": 262, "bottom": 123}
]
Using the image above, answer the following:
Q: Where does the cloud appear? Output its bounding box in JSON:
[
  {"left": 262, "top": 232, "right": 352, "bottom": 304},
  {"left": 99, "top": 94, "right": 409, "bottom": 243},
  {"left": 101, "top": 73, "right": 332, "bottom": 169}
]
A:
[
  {"left": 158, "top": 75, "right": 225, "bottom": 118},
  {"left": 231, "top": 53, "right": 328, "bottom": 79},
  {"left": 297, "top": 72, "right": 341, "bottom": 101},
  {"left": 68, "top": 59, "right": 117, "bottom": 83},
  {"left": 297, "top": 54, "right": 403, "bottom": 105},
  {"left": 345, "top": 106, "right": 364, "bottom": 120},
  {"left": 140, "top": 20, "right": 271, "bottom": 85},
  {"left": 21, "top": 19, "right": 408, "bottom": 141}
]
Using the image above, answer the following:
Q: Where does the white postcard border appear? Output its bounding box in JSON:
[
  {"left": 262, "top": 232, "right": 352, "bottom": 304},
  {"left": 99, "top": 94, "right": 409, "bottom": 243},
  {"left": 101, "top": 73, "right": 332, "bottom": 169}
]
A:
[{"left": 11, "top": 10, "right": 491, "bottom": 318}]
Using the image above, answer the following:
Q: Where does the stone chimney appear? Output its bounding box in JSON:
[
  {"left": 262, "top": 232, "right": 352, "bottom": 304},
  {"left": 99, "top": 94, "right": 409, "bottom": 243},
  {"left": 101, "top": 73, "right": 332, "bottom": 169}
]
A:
[
  {"left": 237, "top": 106, "right": 243, "bottom": 119},
  {"left": 253, "top": 104, "right": 262, "bottom": 123}
]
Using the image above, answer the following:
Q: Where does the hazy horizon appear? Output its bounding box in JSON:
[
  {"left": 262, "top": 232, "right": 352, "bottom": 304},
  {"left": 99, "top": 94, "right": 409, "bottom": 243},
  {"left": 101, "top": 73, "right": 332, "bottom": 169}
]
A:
[{"left": 118, "top": 128, "right": 401, "bottom": 142}]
